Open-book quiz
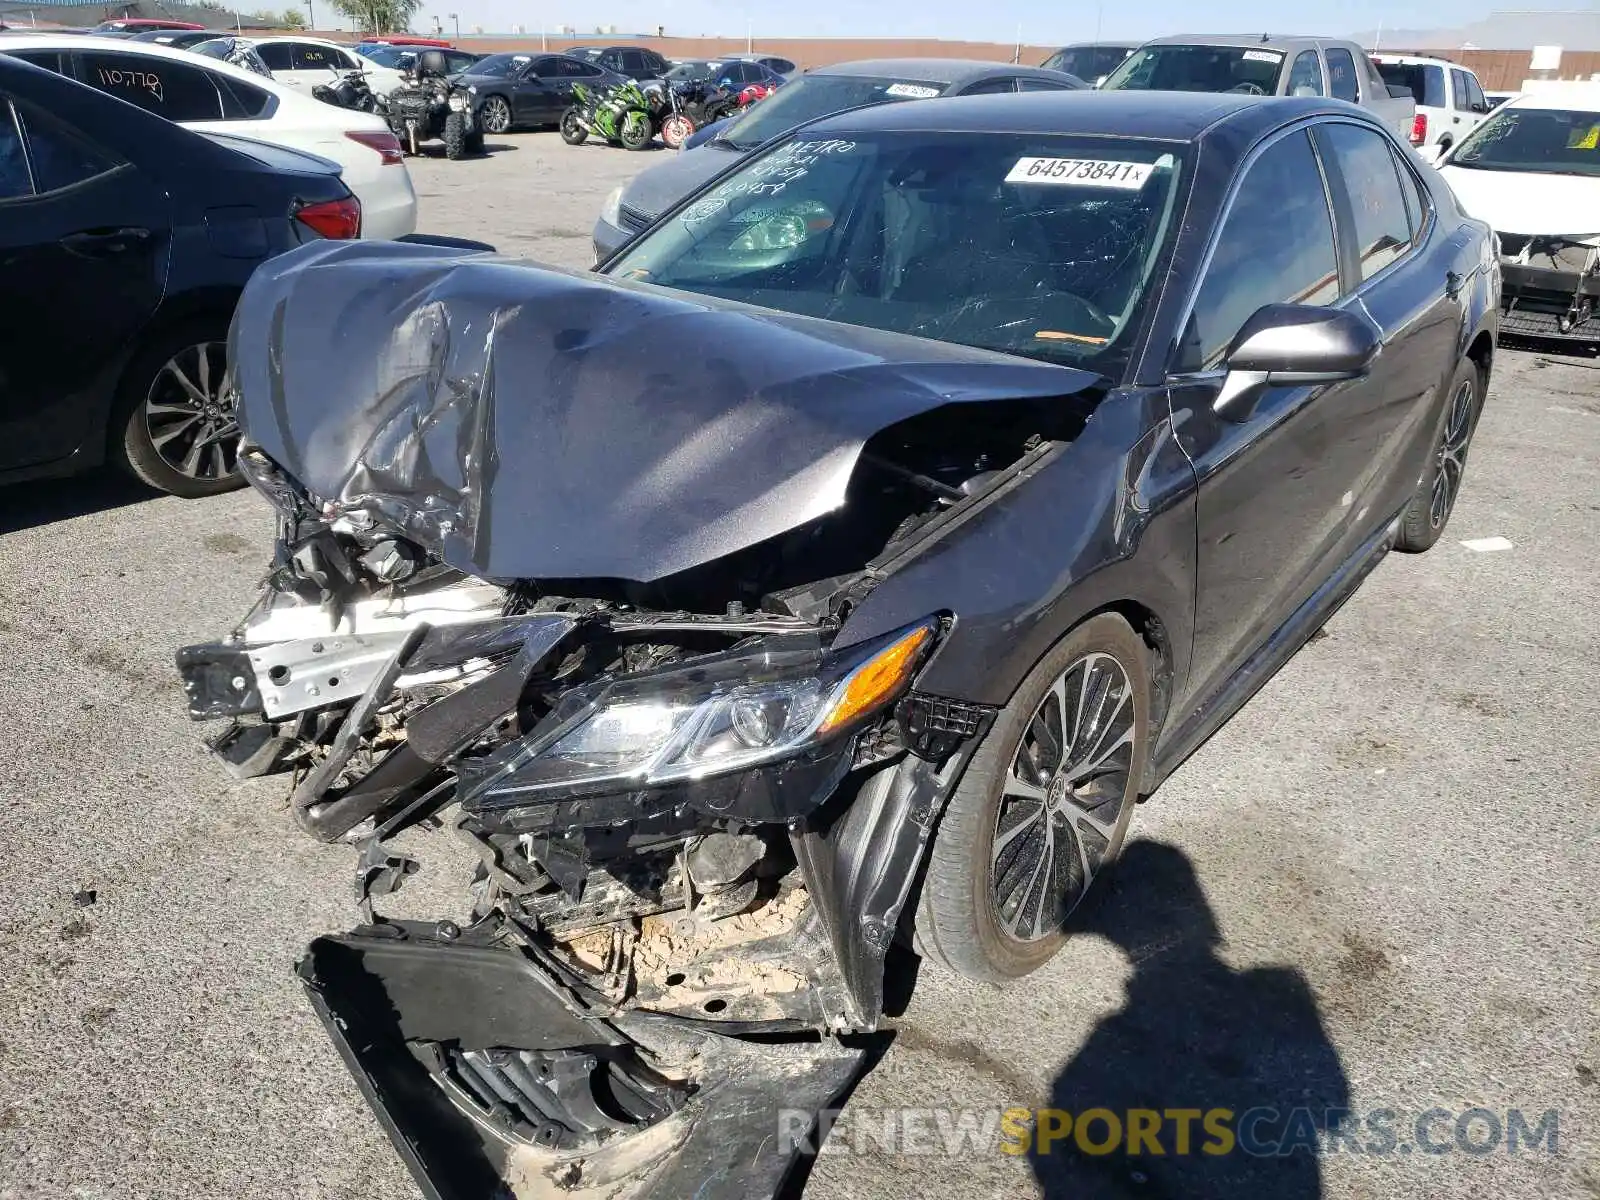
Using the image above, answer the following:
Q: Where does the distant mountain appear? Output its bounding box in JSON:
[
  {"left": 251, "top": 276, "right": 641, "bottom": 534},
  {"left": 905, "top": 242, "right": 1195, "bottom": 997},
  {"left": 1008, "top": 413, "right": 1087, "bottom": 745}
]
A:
[{"left": 1353, "top": 9, "right": 1600, "bottom": 51}]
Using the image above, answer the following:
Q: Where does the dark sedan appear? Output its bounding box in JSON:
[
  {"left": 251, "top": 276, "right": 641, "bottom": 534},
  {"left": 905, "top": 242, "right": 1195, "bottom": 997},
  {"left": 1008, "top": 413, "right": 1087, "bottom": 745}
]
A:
[
  {"left": 0, "top": 54, "right": 361, "bottom": 497},
  {"left": 182, "top": 89, "right": 1497, "bottom": 1199},
  {"left": 592, "top": 56, "right": 1087, "bottom": 259},
  {"left": 458, "top": 51, "right": 624, "bottom": 133}
]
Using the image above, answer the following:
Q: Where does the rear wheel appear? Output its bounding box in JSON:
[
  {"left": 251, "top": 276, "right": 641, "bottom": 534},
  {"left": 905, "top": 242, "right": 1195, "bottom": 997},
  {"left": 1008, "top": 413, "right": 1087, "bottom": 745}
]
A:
[
  {"left": 479, "top": 95, "right": 512, "bottom": 134},
  {"left": 560, "top": 109, "right": 587, "bottom": 145},
  {"left": 915, "top": 614, "right": 1150, "bottom": 982},
  {"left": 620, "top": 110, "right": 654, "bottom": 150},
  {"left": 113, "top": 319, "right": 243, "bottom": 498},
  {"left": 443, "top": 112, "right": 467, "bottom": 159},
  {"left": 1396, "top": 357, "right": 1483, "bottom": 552}
]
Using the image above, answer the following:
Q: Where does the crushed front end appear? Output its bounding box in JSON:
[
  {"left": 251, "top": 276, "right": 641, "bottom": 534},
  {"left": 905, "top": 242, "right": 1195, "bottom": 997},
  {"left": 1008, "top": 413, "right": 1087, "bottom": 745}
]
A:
[
  {"left": 174, "top": 243, "right": 1112, "bottom": 1196},
  {"left": 1498, "top": 231, "right": 1600, "bottom": 338}
]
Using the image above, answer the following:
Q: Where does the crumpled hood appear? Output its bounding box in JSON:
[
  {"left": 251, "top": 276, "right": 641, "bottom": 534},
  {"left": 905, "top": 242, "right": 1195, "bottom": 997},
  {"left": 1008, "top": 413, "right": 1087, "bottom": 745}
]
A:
[
  {"left": 228, "top": 240, "right": 1096, "bottom": 583},
  {"left": 1439, "top": 164, "right": 1600, "bottom": 237}
]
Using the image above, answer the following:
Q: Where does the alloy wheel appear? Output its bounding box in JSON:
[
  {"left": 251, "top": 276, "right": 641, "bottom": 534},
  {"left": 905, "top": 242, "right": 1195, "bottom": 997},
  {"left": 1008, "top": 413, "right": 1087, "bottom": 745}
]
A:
[
  {"left": 1430, "top": 377, "right": 1475, "bottom": 529},
  {"left": 142, "top": 341, "right": 238, "bottom": 482},
  {"left": 990, "top": 652, "right": 1135, "bottom": 942},
  {"left": 481, "top": 96, "right": 511, "bottom": 133}
]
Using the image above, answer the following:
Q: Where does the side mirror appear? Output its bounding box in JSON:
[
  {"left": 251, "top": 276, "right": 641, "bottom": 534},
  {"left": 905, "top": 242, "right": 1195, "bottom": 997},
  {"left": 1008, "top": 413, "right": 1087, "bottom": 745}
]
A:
[{"left": 1214, "top": 303, "right": 1382, "bottom": 418}]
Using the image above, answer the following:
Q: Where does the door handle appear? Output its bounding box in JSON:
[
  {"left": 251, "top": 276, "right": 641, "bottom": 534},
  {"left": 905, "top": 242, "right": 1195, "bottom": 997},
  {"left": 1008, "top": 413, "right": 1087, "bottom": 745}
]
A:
[
  {"left": 1445, "top": 270, "right": 1464, "bottom": 299},
  {"left": 60, "top": 227, "right": 151, "bottom": 256}
]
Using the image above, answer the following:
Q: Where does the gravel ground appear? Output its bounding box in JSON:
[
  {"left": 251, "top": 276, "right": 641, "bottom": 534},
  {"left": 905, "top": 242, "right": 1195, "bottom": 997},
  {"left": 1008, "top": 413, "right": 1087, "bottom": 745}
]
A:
[{"left": 0, "top": 135, "right": 1596, "bottom": 1200}]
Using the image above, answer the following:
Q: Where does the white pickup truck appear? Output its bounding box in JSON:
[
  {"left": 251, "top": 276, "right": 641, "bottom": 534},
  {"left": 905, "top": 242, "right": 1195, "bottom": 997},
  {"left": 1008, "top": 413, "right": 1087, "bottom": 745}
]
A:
[{"left": 1102, "top": 35, "right": 1416, "bottom": 140}]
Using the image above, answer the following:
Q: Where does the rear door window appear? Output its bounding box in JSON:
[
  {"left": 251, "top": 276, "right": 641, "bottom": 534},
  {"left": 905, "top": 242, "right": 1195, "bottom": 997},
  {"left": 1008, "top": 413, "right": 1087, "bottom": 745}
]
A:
[
  {"left": 1325, "top": 47, "right": 1360, "bottom": 102},
  {"left": 73, "top": 51, "right": 225, "bottom": 120},
  {"left": 14, "top": 101, "right": 123, "bottom": 193},
  {"left": 1463, "top": 73, "right": 1488, "bottom": 112},
  {"left": 620, "top": 50, "right": 648, "bottom": 74},
  {"left": 1019, "top": 77, "right": 1073, "bottom": 92},
  {"left": 254, "top": 42, "right": 295, "bottom": 72},
  {"left": 291, "top": 42, "right": 341, "bottom": 71},
  {"left": 1183, "top": 130, "right": 1340, "bottom": 369},
  {"left": 1317, "top": 122, "right": 1415, "bottom": 281},
  {"left": 1451, "top": 68, "right": 1474, "bottom": 111}
]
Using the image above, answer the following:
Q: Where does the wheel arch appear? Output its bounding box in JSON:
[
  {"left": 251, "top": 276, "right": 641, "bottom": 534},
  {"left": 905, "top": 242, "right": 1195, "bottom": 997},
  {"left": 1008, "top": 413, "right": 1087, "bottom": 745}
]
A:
[{"left": 106, "top": 290, "right": 240, "bottom": 455}]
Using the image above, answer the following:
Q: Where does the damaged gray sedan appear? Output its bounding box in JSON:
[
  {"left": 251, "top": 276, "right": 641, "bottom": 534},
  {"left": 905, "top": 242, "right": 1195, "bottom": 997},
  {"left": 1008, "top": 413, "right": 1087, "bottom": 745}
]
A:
[{"left": 177, "top": 91, "right": 1496, "bottom": 1197}]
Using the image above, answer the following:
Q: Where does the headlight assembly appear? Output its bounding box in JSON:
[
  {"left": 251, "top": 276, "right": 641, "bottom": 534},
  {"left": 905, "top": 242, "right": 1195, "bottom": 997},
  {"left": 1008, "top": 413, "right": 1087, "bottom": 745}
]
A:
[
  {"left": 459, "top": 618, "right": 938, "bottom": 807},
  {"left": 600, "top": 185, "right": 624, "bottom": 229}
]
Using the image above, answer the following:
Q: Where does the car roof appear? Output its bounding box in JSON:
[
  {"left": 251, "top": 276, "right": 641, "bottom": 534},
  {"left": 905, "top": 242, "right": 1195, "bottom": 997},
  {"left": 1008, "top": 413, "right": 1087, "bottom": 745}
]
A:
[
  {"left": 811, "top": 57, "right": 1071, "bottom": 84},
  {"left": 799, "top": 88, "right": 1363, "bottom": 142},
  {"left": 1139, "top": 34, "right": 1344, "bottom": 51},
  {"left": 1372, "top": 53, "right": 1461, "bottom": 66},
  {"left": 1505, "top": 85, "right": 1600, "bottom": 114},
  {"left": 0, "top": 33, "right": 333, "bottom": 104},
  {"left": 250, "top": 35, "right": 352, "bottom": 46},
  {"left": 1050, "top": 41, "right": 1140, "bottom": 50}
]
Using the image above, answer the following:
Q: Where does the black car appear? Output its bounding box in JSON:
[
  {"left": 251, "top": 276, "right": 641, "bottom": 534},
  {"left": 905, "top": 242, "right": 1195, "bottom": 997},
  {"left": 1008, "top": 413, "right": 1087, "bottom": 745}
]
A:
[
  {"left": 458, "top": 51, "right": 625, "bottom": 133},
  {"left": 594, "top": 57, "right": 1087, "bottom": 258},
  {"left": 0, "top": 54, "right": 361, "bottom": 497},
  {"left": 126, "top": 29, "right": 229, "bottom": 48},
  {"left": 182, "top": 90, "right": 1496, "bottom": 1199},
  {"left": 568, "top": 43, "right": 669, "bottom": 80}
]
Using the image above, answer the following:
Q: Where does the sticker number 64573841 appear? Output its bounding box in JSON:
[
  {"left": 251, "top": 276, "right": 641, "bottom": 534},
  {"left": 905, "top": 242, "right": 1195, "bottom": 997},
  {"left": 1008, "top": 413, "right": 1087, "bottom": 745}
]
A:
[{"left": 1004, "top": 157, "right": 1153, "bottom": 188}]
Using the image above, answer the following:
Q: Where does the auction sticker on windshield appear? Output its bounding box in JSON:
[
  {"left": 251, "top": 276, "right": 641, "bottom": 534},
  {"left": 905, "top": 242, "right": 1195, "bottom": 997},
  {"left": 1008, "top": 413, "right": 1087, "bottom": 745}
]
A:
[
  {"left": 1006, "top": 157, "right": 1153, "bottom": 188},
  {"left": 885, "top": 83, "right": 941, "bottom": 98}
]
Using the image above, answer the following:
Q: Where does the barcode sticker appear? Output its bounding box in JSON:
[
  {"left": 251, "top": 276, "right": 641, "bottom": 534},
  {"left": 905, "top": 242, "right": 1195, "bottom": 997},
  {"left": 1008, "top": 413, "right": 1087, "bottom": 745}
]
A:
[
  {"left": 1005, "top": 157, "right": 1154, "bottom": 188},
  {"left": 1243, "top": 49, "right": 1282, "bottom": 63},
  {"left": 885, "top": 83, "right": 941, "bottom": 98}
]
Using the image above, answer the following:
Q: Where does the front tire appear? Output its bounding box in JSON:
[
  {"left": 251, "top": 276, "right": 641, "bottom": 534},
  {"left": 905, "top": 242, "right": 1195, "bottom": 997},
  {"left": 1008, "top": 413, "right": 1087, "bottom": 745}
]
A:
[
  {"left": 479, "top": 95, "right": 512, "bottom": 134},
  {"left": 1396, "top": 357, "right": 1484, "bottom": 552},
  {"left": 560, "top": 109, "right": 587, "bottom": 144},
  {"left": 661, "top": 113, "right": 695, "bottom": 150},
  {"left": 620, "top": 111, "right": 654, "bottom": 150},
  {"left": 112, "top": 319, "right": 243, "bottom": 498},
  {"left": 443, "top": 111, "right": 467, "bottom": 160},
  {"left": 915, "top": 614, "right": 1151, "bottom": 982}
]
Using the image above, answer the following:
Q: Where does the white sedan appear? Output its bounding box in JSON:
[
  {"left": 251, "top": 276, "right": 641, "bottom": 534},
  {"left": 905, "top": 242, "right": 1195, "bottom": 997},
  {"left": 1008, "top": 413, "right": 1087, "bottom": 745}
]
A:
[
  {"left": 1438, "top": 85, "right": 1600, "bottom": 338},
  {"left": 0, "top": 34, "right": 417, "bottom": 240}
]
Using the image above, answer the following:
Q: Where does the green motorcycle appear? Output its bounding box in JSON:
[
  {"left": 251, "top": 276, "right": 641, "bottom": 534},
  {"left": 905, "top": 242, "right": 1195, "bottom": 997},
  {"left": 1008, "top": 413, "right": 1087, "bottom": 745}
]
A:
[{"left": 560, "top": 80, "right": 655, "bottom": 151}]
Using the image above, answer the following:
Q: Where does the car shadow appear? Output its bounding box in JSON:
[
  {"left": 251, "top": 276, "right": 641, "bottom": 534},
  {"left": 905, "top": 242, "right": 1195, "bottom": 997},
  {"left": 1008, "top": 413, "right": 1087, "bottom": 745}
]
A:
[
  {"left": 0, "top": 472, "right": 157, "bottom": 535},
  {"left": 1031, "top": 840, "right": 1350, "bottom": 1200}
]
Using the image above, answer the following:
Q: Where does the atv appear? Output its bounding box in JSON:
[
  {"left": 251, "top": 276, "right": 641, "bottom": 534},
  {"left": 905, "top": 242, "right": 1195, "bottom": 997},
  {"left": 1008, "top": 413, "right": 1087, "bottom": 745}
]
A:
[{"left": 380, "top": 48, "right": 481, "bottom": 159}]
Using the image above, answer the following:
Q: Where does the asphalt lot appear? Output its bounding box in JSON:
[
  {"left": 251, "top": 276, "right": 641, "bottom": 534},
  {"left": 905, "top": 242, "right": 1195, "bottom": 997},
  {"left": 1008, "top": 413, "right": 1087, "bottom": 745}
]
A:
[{"left": 1, "top": 134, "right": 1597, "bottom": 1200}]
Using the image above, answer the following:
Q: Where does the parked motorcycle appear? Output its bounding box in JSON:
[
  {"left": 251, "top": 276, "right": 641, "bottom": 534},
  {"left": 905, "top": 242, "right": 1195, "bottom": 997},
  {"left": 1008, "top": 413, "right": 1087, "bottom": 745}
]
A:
[
  {"left": 560, "top": 80, "right": 655, "bottom": 151},
  {"left": 380, "top": 48, "right": 481, "bottom": 159},
  {"left": 312, "top": 68, "right": 377, "bottom": 113},
  {"left": 657, "top": 78, "right": 740, "bottom": 151}
]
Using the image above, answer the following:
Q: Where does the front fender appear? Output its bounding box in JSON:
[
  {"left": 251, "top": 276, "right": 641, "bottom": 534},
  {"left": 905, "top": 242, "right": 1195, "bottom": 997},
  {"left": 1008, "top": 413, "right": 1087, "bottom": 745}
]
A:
[{"left": 836, "top": 389, "right": 1197, "bottom": 717}]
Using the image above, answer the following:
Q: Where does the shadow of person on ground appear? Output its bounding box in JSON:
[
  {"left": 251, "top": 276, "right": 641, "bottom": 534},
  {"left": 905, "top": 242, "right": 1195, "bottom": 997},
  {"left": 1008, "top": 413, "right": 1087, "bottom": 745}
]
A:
[
  {"left": 0, "top": 473, "right": 156, "bottom": 536},
  {"left": 1031, "top": 840, "right": 1348, "bottom": 1200}
]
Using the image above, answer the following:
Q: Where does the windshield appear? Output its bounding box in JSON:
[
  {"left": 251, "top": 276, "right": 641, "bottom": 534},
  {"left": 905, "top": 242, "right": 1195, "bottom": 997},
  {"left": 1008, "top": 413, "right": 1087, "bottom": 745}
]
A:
[
  {"left": 358, "top": 45, "right": 409, "bottom": 67},
  {"left": 1102, "top": 44, "right": 1284, "bottom": 95},
  {"left": 1043, "top": 46, "right": 1132, "bottom": 82},
  {"left": 1449, "top": 106, "right": 1600, "bottom": 175},
  {"left": 667, "top": 60, "right": 720, "bottom": 81},
  {"left": 1376, "top": 61, "right": 1445, "bottom": 107},
  {"left": 608, "top": 131, "right": 1185, "bottom": 375},
  {"left": 714, "top": 74, "right": 945, "bottom": 150},
  {"left": 466, "top": 53, "right": 526, "bottom": 78}
]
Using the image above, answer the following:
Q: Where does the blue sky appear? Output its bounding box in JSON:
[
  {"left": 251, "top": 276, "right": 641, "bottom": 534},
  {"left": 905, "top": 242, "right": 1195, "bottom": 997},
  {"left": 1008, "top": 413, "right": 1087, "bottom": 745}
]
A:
[{"left": 408, "top": 0, "right": 1496, "bottom": 42}]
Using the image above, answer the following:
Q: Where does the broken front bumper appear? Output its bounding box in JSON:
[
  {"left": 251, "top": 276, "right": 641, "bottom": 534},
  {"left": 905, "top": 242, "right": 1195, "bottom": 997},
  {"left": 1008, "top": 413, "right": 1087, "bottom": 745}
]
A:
[
  {"left": 299, "top": 921, "right": 863, "bottom": 1200},
  {"left": 1499, "top": 234, "right": 1600, "bottom": 338}
]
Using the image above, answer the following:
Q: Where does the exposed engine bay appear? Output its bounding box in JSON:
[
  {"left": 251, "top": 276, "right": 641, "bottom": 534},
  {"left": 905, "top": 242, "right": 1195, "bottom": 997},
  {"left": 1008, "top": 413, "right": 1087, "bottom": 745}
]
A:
[{"left": 178, "top": 243, "right": 1109, "bottom": 1198}]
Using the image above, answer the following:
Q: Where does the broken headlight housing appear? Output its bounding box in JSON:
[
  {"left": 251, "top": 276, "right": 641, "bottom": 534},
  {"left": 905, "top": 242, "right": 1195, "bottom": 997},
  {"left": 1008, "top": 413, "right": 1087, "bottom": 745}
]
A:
[{"left": 460, "top": 618, "right": 937, "bottom": 805}]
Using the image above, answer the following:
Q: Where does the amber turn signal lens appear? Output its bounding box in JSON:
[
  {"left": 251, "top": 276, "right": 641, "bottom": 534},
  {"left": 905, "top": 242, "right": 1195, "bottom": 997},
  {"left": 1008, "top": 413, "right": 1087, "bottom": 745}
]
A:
[{"left": 817, "top": 623, "right": 934, "bottom": 736}]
